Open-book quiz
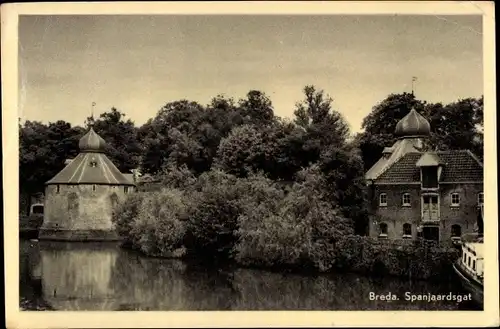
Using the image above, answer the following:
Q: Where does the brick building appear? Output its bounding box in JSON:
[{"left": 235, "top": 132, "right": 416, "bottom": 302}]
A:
[
  {"left": 365, "top": 108, "right": 483, "bottom": 242},
  {"left": 39, "top": 126, "right": 136, "bottom": 241}
]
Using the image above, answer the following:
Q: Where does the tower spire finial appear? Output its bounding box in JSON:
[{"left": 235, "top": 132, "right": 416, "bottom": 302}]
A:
[
  {"left": 89, "top": 102, "right": 96, "bottom": 128},
  {"left": 411, "top": 76, "right": 417, "bottom": 96}
]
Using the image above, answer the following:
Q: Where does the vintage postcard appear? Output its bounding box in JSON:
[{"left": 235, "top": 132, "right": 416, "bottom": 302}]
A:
[{"left": 2, "top": 1, "right": 498, "bottom": 328}]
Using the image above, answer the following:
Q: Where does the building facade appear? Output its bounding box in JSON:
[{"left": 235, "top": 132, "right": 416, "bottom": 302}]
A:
[
  {"left": 365, "top": 108, "right": 483, "bottom": 243},
  {"left": 39, "top": 126, "right": 136, "bottom": 241}
]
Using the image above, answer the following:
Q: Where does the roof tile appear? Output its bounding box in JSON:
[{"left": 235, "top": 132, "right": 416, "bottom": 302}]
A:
[{"left": 375, "top": 150, "right": 483, "bottom": 183}]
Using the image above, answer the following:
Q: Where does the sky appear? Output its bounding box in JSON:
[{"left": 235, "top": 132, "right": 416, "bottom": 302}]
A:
[{"left": 18, "top": 15, "right": 483, "bottom": 133}]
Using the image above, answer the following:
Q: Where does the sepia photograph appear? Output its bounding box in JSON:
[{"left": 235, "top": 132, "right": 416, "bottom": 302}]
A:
[{"left": 2, "top": 1, "right": 498, "bottom": 328}]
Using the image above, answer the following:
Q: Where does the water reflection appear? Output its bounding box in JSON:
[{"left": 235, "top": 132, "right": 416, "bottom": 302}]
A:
[{"left": 20, "top": 240, "right": 479, "bottom": 311}]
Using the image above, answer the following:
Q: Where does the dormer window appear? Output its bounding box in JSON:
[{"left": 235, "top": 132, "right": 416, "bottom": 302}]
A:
[
  {"left": 421, "top": 167, "right": 438, "bottom": 188},
  {"left": 451, "top": 193, "right": 460, "bottom": 207},
  {"left": 90, "top": 157, "right": 97, "bottom": 167},
  {"left": 379, "top": 193, "right": 387, "bottom": 207},
  {"left": 416, "top": 153, "right": 442, "bottom": 189}
]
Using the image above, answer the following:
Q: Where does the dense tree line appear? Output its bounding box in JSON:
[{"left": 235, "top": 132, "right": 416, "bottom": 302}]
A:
[{"left": 20, "top": 87, "right": 483, "bottom": 231}]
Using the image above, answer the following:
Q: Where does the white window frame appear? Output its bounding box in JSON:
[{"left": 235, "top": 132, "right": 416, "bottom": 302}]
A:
[
  {"left": 402, "top": 193, "right": 411, "bottom": 207},
  {"left": 477, "top": 192, "right": 484, "bottom": 205},
  {"left": 451, "top": 193, "right": 460, "bottom": 207},
  {"left": 379, "top": 193, "right": 387, "bottom": 207}
]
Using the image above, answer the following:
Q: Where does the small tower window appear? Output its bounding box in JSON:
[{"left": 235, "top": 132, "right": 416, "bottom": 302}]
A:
[
  {"left": 92, "top": 184, "right": 96, "bottom": 191},
  {"left": 124, "top": 186, "right": 129, "bottom": 194},
  {"left": 379, "top": 193, "right": 387, "bottom": 207},
  {"left": 451, "top": 193, "right": 460, "bottom": 207},
  {"left": 90, "top": 157, "right": 97, "bottom": 167},
  {"left": 56, "top": 185, "right": 60, "bottom": 193},
  {"left": 402, "top": 193, "right": 411, "bottom": 207}
]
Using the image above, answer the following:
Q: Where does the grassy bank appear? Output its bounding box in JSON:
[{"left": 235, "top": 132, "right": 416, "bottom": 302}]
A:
[{"left": 112, "top": 167, "right": 459, "bottom": 281}]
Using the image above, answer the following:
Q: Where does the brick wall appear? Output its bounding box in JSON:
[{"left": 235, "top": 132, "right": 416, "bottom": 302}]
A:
[
  {"left": 370, "top": 182, "right": 483, "bottom": 242},
  {"left": 439, "top": 183, "right": 483, "bottom": 241},
  {"left": 369, "top": 184, "right": 421, "bottom": 239},
  {"left": 41, "top": 184, "right": 130, "bottom": 239}
]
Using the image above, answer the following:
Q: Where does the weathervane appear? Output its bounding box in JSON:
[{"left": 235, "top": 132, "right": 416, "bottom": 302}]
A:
[
  {"left": 411, "top": 76, "right": 418, "bottom": 96},
  {"left": 89, "top": 102, "right": 96, "bottom": 127}
]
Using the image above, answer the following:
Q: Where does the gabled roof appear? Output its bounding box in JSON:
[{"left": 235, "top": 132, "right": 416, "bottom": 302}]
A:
[
  {"left": 375, "top": 150, "right": 483, "bottom": 184},
  {"left": 416, "top": 152, "right": 442, "bottom": 167},
  {"left": 365, "top": 137, "right": 424, "bottom": 180},
  {"left": 46, "top": 152, "right": 135, "bottom": 185}
]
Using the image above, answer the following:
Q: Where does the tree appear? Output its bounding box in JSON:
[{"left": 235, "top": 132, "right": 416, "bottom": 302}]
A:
[
  {"left": 214, "top": 120, "right": 309, "bottom": 181},
  {"left": 19, "top": 120, "right": 84, "bottom": 212},
  {"left": 140, "top": 100, "right": 205, "bottom": 175},
  {"left": 293, "top": 85, "right": 350, "bottom": 164},
  {"left": 238, "top": 90, "right": 275, "bottom": 126},
  {"left": 318, "top": 145, "right": 369, "bottom": 235},
  {"left": 89, "top": 108, "right": 143, "bottom": 173}
]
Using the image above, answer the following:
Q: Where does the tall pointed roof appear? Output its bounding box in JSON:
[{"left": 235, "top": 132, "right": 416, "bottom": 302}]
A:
[
  {"left": 394, "top": 108, "right": 431, "bottom": 137},
  {"left": 46, "top": 128, "right": 135, "bottom": 186}
]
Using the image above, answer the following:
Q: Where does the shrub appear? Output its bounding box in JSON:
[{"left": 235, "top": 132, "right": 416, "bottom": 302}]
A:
[
  {"left": 112, "top": 192, "right": 145, "bottom": 245},
  {"left": 131, "top": 189, "right": 188, "bottom": 257},
  {"left": 186, "top": 169, "right": 247, "bottom": 259},
  {"left": 159, "top": 164, "right": 197, "bottom": 190},
  {"left": 112, "top": 189, "right": 188, "bottom": 257},
  {"left": 235, "top": 167, "right": 354, "bottom": 272},
  {"left": 334, "top": 236, "right": 460, "bottom": 280}
]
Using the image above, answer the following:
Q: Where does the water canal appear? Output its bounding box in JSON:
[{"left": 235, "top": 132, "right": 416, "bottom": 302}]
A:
[{"left": 20, "top": 239, "right": 480, "bottom": 311}]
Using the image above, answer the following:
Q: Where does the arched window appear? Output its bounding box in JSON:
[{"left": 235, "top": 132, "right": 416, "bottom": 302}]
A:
[
  {"left": 403, "top": 223, "right": 412, "bottom": 238},
  {"left": 67, "top": 192, "right": 79, "bottom": 216},
  {"left": 379, "top": 222, "right": 388, "bottom": 238},
  {"left": 56, "top": 185, "right": 60, "bottom": 193},
  {"left": 451, "top": 224, "right": 462, "bottom": 239},
  {"left": 110, "top": 193, "right": 119, "bottom": 209}
]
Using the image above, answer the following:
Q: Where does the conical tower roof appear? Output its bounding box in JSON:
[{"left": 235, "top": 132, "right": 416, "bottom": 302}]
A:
[
  {"left": 394, "top": 108, "right": 431, "bottom": 137},
  {"left": 46, "top": 128, "right": 135, "bottom": 186}
]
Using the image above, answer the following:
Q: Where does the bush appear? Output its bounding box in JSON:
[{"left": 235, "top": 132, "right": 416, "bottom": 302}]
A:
[
  {"left": 334, "top": 236, "right": 460, "bottom": 280},
  {"left": 186, "top": 169, "right": 247, "bottom": 259},
  {"left": 112, "top": 192, "right": 145, "bottom": 245},
  {"left": 112, "top": 189, "right": 188, "bottom": 257},
  {"left": 235, "top": 167, "right": 354, "bottom": 272},
  {"left": 159, "top": 164, "right": 197, "bottom": 190}
]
